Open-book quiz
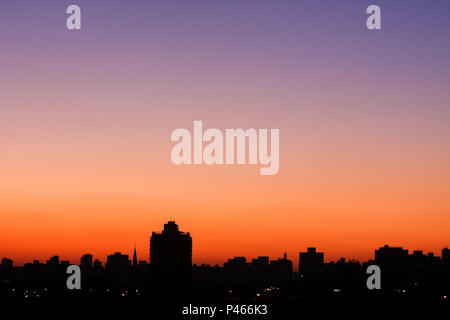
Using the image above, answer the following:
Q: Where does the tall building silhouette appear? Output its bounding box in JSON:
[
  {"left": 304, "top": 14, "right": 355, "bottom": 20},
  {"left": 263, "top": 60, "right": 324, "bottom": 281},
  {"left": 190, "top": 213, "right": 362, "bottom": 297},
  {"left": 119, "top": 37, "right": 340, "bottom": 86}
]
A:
[
  {"left": 81, "top": 254, "right": 93, "bottom": 271},
  {"left": 0, "top": 258, "right": 13, "bottom": 283},
  {"left": 106, "top": 252, "right": 131, "bottom": 288},
  {"left": 223, "top": 257, "right": 248, "bottom": 286},
  {"left": 442, "top": 248, "right": 450, "bottom": 264},
  {"left": 150, "top": 221, "right": 192, "bottom": 292},
  {"left": 299, "top": 247, "right": 324, "bottom": 274},
  {"left": 80, "top": 254, "right": 93, "bottom": 288},
  {"left": 1, "top": 257, "right": 13, "bottom": 269},
  {"left": 374, "top": 245, "right": 409, "bottom": 289}
]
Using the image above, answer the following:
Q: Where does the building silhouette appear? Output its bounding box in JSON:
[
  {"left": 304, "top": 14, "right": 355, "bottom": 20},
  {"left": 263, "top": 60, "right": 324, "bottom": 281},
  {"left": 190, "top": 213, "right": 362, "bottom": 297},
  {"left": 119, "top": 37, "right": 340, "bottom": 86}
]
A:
[
  {"left": 106, "top": 252, "right": 131, "bottom": 288},
  {"left": 223, "top": 257, "right": 248, "bottom": 287},
  {"left": 270, "top": 253, "right": 293, "bottom": 283},
  {"left": 442, "top": 248, "right": 450, "bottom": 264},
  {"left": 1, "top": 257, "right": 13, "bottom": 270},
  {"left": 221, "top": 254, "right": 293, "bottom": 288},
  {"left": 80, "top": 254, "right": 93, "bottom": 270},
  {"left": 150, "top": 221, "right": 192, "bottom": 292},
  {"left": 375, "top": 245, "right": 409, "bottom": 266},
  {"left": 299, "top": 247, "right": 324, "bottom": 274},
  {"left": 80, "top": 254, "right": 93, "bottom": 288}
]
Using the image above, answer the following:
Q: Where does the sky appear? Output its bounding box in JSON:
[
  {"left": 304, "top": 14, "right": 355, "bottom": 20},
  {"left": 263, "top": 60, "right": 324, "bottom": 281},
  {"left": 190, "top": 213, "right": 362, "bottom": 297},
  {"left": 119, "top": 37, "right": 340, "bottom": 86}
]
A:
[{"left": 0, "top": 0, "right": 449, "bottom": 268}]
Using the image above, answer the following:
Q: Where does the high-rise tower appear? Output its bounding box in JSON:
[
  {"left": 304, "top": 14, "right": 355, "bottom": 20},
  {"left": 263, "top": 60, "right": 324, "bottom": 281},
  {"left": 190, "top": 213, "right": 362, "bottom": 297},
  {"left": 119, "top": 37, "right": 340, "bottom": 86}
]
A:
[{"left": 150, "top": 221, "right": 192, "bottom": 291}]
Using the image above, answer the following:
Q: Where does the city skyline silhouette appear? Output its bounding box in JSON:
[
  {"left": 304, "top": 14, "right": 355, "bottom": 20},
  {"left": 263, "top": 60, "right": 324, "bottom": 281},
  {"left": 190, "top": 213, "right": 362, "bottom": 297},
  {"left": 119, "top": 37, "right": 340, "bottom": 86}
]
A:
[
  {"left": 2, "top": 220, "right": 450, "bottom": 269},
  {"left": 1, "top": 221, "right": 450, "bottom": 300},
  {"left": 2, "top": 221, "right": 448, "bottom": 318}
]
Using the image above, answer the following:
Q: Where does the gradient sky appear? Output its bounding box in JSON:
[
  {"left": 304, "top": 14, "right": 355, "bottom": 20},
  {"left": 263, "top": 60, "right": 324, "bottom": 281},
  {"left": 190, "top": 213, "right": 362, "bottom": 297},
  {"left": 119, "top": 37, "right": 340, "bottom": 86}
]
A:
[{"left": 0, "top": 0, "right": 449, "bottom": 268}]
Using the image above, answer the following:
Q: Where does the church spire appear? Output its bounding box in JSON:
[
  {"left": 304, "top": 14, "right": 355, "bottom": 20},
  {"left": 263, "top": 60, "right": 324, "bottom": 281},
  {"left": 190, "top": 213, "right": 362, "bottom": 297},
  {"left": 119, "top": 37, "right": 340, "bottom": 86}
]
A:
[{"left": 133, "top": 244, "right": 137, "bottom": 267}]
